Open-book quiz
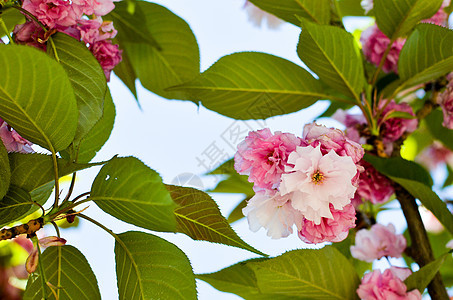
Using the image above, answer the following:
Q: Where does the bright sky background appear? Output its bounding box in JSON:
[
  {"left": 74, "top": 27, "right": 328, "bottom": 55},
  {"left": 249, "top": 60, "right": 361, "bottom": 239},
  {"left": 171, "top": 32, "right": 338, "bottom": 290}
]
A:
[{"left": 49, "top": 1, "right": 414, "bottom": 299}]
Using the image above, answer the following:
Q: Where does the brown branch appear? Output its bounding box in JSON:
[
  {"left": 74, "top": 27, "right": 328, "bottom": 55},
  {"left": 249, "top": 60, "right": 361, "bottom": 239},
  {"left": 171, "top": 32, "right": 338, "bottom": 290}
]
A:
[{"left": 0, "top": 218, "right": 44, "bottom": 241}]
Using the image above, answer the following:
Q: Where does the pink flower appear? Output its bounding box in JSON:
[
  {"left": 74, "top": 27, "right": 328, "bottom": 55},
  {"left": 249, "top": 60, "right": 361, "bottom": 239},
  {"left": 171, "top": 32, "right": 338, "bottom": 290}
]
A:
[
  {"left": 416, "top": 141, "right": 453, "bottom": 170},
  {"left": 0, "top": 119, "right": 33, "bottom": 153},
  {"left": 13, "top": 21, "right": 46, "bottom": 50},
  {"left": 422, "top": 0, "right": 450, "bottom": 27},
  {"left": 439, "top": 76, "right": 453, "bottom": 129},
  {"left": 90, "top": 39, "right": 122, "bottom": 81},
  {"left": 361, "top": 25, "right": 405, "bottom": 73},
  {"left": 298, "top": 203, "right": 356, "bottom": 244},
  {"left": 243, "top": 0, "right": 283, "bottom": 29},
  {"left": 357, "top": 267, "right": 422, "bottom": 300},
  {"left": 280, "top": 144, "right": 358, "bottom": 224},
  {"left": 22, "top": 0, "right": 79, "bottom": 28},
  {"left": 78, "top": 17, "right": 117, "bottom": 45},
  {"left": 234, "top": 128, "right": 302, "bottom": 191},
  {"left": 351, "top": 223, "right": 406, "bottom": 262},
  {"left": 354, "top": 161, "right": 394, "bottom": 204},
  {"left": 242, "top": 190, "right": 303, "bottom": 239},
  {"left": 379, "top": 100, "right": 418, "bottom": 143},
  {"left": 419, "top": 206, "right": 444, "bottom": 234},
  {"left": 73, "top": 0, "right": 114, "bottom": 16}
]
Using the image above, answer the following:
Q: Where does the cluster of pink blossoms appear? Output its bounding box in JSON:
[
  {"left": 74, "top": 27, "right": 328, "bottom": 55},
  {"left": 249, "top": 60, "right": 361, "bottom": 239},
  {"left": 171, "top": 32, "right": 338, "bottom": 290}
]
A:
[
  {"left": 333, "top": 100, "right": 417, "bottom": 205},
  {"left": 235, "top": 123, "right": 364, "bottom": 243},
  {"left": 14, "top": 0, "right": 121, "bottom": 80},
  {"left": 361, "top": 1, "right": 450, "bottom": 73},
  {"left": 0, "top": 118, "right": 33, "bottom": 153}
]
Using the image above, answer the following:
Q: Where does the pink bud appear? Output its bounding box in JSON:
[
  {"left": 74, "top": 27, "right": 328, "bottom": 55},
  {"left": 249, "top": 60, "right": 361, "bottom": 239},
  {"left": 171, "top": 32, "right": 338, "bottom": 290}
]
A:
[
  {"left": 38, "top": 236, "right": 67, "bottom": 248},
  {"left": 25, "top": 248, "right": 39, "bottom": 274}
]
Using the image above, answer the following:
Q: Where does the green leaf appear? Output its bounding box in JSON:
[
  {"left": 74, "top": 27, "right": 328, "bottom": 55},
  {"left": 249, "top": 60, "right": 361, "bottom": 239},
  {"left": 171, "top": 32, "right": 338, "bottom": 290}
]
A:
[
  {"left": 0, "top": 186, "right": 32, "bottom": 227},
  {"left": 91, "top": 157, "right": 177, "bottom": 232},
  {"left": 123, "top": 1, "right": 199, "bottom": 99},
  {"left": 2, "top": 8, "right": 25, "bottom": 32},
  {"left": 331, "top": 235, "right": 372, "bottom": 277},
  {"left": 9, "top": 153, "right": 94, "bottom": 192},
  {"left": 365, "top": 154, "right": 453, "bottom": 235},
  {"left": 374, "top": 0, "right": 443, "bottom": 39},
  {"left": 167, "top": 185, "right": 265, "bottom": 256},
  {"left": 207, "top": 158, "right": 235, "bottom": 175},
  {"left": 0, "top": 45, "right": 78, "bottom": 152},
  {"left": 209, "top": 174, "right": 254, "bottom": 195},
  {"left": 250, "top": 247, "right": 360, "bottom": 299},
  {"left": 248, "top": 0, "right": 331, "bottom": 25},
  {"left": 443, "top": 165, "right": 453, "bottom": 188},
  {"left": 227, "top": 198, "right": 248, "bottom": 224},
  {"left": 49, "top": 33, "right": 106, "bottom": 142},
  {"left": 106, "top": 2, "right": 160, "bottom": 48},
  {"left": 24, "top": 245, "right": 101, "bottom": 300},
  {"left": 297, "top": 20, "right": 365, "bottom": 100},
  {"left": 172, "top": 52, "right": 324, "bottom": 120},
  {"left": 197, "top": 258, "right": 293, "bottom": 300},
  {"left": 398, "top": 24, "right": 453, "bottom": 89},
  {"left": 404, "top": 251, "right": 451, "bottom": 292},
  {"left": 29, "top": 182, "right": 54, "bottom": 210},
  {"left": 318, "top": 101, "right": 353, "bottom": 118},
  {"left": 0, "top": 139, "right": 10, "bottom": 199},
  {"left": 425, "top": 109, "right": 453, "bottom": 152},
  {"left": 72, "top": 88, "right": 116, "bottom": 163},
  {"left": 113, "top": 48, "right": 138, "bottom": 99},
  {"left": 337, "top": 0, "right": 366, "bottom": 16},
  {"left": 115, "top": 231, "right": 196, "bottom": 300}
]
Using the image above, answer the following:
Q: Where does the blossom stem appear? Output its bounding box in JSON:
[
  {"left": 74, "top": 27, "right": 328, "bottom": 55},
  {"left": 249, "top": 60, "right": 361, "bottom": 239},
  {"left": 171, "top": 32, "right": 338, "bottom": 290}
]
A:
[
  {"left": 35, "top": 241, "right": 49, "bottom": 300},
  {"left": 395, "top": 185, "right": 449, "bottom": 299}
]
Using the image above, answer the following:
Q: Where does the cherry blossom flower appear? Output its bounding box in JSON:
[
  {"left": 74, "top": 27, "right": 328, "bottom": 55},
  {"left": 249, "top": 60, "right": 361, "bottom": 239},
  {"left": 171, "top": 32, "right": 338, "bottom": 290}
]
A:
[
  {"left": 439, "top": 74, "right": 453, "bottom": 129},
  {"left": 379, "top": 100, "right": 418, "bottom": 143},
  {"left": 90, "top": 39, "right": 122, "bottom": 81},
  {"left": 243, "top": 0, "right": 283, "bottom": 29},
  {"left": 353, "top": 161, "right": 394, "bottom": 205},
  {"left": 417, "top": 141, "right": 453, "bottom": 170},
  {"left": 234, "top": 128, "right": 302, "bottom": 191},
  {"left": 22, "top": 0, "right": 79, "bottom": 28},
  {"left": 78, "top": 17, "right": 117, "bottom": 45},
  {"left": 351, "top": 223, "right": 406, "bottom": 262},
  {"left": 357, "top": 267, "right": 422, "bottom": 300},
  {"left": 298, "top": 203, "right": 356, "bottom": 244},
  {"left": 419, "top": 206, "right": 444, "bottom": 234},
  {"left": 242, "top": 190, "right": 303, "bottom": 239},
  {"left": 280, "top": 144, "right": 358, "bottom": 224},
  {"left": 13, "top": 21, "right": 46, "bottom": 49},
  {"left": 361, "top": 25, "right": 405, "bottom": 73},
  {"left": 73, "top": 0, "right": 115, "bottom": 17},
  {"left": 0, "top": 119, "right": 33, "bottom": 153}
]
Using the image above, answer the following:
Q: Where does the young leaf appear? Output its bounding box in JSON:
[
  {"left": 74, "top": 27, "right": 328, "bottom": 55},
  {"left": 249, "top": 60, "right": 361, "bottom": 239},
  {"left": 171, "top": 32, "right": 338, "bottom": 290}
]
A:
[
  {"left": 248, "top": 0, "right": 331, "bottom": 25},
  {"left": 167, "top": 185, "right": 265, "bottom": 256},
  {"left": 0, "top": 45, "right": 78, "bottom": 151},
  {"left": 9, "top": 153, "right": 94, "bottom": 192},
  {"left": 365, "top": 155, "right": 453, "bottom": 235},
  {"left": 113, "top": 49, "right": 138, "bottom": 99},
  {"left": 197, "top": 258, "right": 293, "bottom": 300},
  {"left": 398, "top": 24, "right": 453, "bottom": 89},
  {"left": 425, "top": 109, "right": 453, "bottom": 152},
  {"left": 91, "top": 157, "right": 177, "bottom": 232},
  {"left": 70, "top": 88, "right": 116, "bottom": 163},
  {"left": 227, "top": 198, "right": 248, "bottom": 224},
  {"left": 374, "top": 0, "right": 443, "bottom": 39},
  {"left": 249, "top": 247, "right": 361, "bottom": 299},
  {"left": 121, "top": 1, "right": 200, "bottom": 99},
  {"left": 24, "top": 245, "right": 101, "bottom": 300},
  {"left": 0, "top": 139, "right": 10, "bottom": 199},
  {"left": 297, "top": 20, "right": 365, "bottom": 101},
  {"left": 172, "top": 52, "right": 325, "bottom": 120},
  {"left": 48, "top": 33, "right": 107, "bottom": 143},
  {"left": 404, "top": 251, "right": 451, "bottom": 292},
  {"left": 115, "top": 231, "right": 197, "bottom": 300},
  {"left": 0, "top": 186, "right": 32, "bottom": 228}
]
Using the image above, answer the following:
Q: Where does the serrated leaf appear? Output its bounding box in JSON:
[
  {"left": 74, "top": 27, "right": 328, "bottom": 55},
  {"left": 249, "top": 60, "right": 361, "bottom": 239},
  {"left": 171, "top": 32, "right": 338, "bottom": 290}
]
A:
[
  {"left": 404, "top": 251, "right": 451, "bottom": 292},
  {"left": 297, "top": 20, "right": 365, "bottom": 100},
  {"left": 172, "top": 52, "right": 325, "bottom": 120},
  {"left": 227, "top": 198, "right": 248, "bottom": 224},
  {"left": 0, "top": 45, "right": 78, "bottom": 152},
  {"left": 167, "top": 185, "right": 265, "bottom": 256},
  {"left": 0, "top": 139, "right": 10, "bottom": 199},
  {"left": 49, "top": 33, "right": 106, "bottom": 142},
  {"left": 249, "top": 0, "right": 330, "bottom": 25},
  {"left": 331, "top": 235, "right": 372, "bottom": 277},
  {"left": 197, "top": 258, "right": 293, "bottom": 300},
  {"left": 113, "top": 48, "right": 138, "bottom": 99},
  {"left": 398, "top": 24, "right": 453, "bottom": 89},
  {"left": 73, "top": 88, "right": 116, "bottom": 163},
  {"left": 0, "top": 186, "right": 32, "bottom": 227},
  {"left": 115, "top": 231, "right": 196, "bottom": 300},
  {"left": 365, "top": 154, "right": 453, "bottom": 235},
  {"left": 123, "top": 1, "right": 199, "bottom": 99},
  {"left": 425, "top": 109, "right": 453, "bottom": 152},
  {"left": 250, "top": 247, "right": 360, "bottom": 299},
  {"left": 9, "top": 153, "right": 94, "bottom": 192},
  {"left": 91, "top": 157, "right": 177, "bottom": 232},
  {"left": 24, "top": 245, "right": 101, "bottom": 300},
  {"left": 374, "top": 0, "right": 443, "bottom": 39}
]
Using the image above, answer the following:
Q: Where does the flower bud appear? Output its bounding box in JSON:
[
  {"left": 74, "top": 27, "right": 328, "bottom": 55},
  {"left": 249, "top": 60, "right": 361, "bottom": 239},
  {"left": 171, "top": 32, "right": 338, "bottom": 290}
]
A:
[
  {"left": 25, "top": 248, "right": 39, "bottom": 274},
  {"left": 38, "top": 236, "right": 67, "bottom": 248}
]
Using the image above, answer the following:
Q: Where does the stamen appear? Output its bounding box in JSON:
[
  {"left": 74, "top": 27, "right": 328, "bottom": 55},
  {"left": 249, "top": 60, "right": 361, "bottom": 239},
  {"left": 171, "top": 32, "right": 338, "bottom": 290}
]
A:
[{"left": 312, "top": 171, "right": 324, "bottom": 185}]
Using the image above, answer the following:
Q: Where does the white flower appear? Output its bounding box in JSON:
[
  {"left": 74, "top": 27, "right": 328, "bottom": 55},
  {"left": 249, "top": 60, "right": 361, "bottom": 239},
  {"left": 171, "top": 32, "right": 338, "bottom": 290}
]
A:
[
  {"left": 447, "top": 240, "right": 453, "bottom": 249},
  {"left": 243, "top": 1, "right": 283, "bottom": 29},
  {"left": 280, "top": 145, "right": 357, "bottom": 225},
  {"left": 242, "top": 190, "right": 303, "bottom": 239}
]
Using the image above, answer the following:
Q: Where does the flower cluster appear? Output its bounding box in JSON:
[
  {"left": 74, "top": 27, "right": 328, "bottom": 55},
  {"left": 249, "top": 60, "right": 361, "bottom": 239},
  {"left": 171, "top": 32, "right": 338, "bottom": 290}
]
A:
[
  {"left": 357, "top": 267, "right": 422, "bottom": 300},
  {"left": 14, "top": 0, "right": 121, "bottom": 80},
  {"left": 235, "top": 123, "right": 364, "bottom": 243}
]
